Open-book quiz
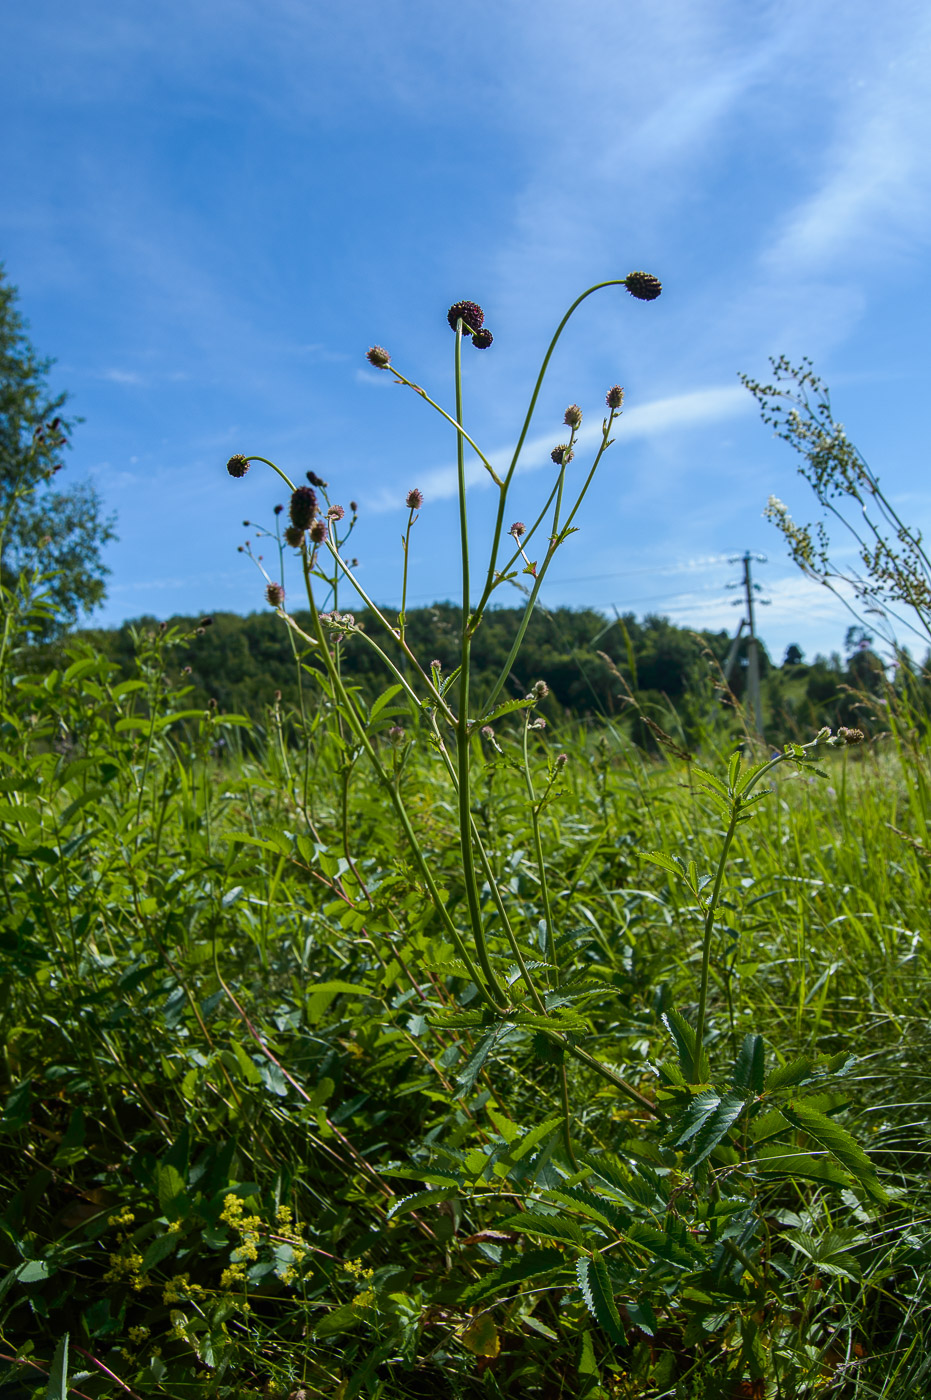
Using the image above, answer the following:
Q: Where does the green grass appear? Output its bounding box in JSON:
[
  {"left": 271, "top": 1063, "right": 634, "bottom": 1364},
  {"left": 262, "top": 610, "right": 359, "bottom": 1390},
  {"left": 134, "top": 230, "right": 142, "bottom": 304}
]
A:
[{"left": 1, "top": 622, "right": 930, "bottom": 1399}]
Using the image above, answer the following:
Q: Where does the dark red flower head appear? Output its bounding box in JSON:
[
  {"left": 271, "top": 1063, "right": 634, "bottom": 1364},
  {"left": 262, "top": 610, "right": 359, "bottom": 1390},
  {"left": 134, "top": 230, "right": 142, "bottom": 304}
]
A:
[
  {"left": 623, "top": 271, "right": 662, "bottom": 301},
  {"left": 290, "top": 486, "right": 318, "bottom": 530},
  {"left": 406, "top": 488, "right": 424, "bottom": 510},
  {"left": 447, "top": 301, "right": 485, "bottom": 334},
  {"left": 472, "top": 328, "right": 493, "bottom": 349},
  {"left": 227, "top": 454, "right": 250, "bottom": 478}
]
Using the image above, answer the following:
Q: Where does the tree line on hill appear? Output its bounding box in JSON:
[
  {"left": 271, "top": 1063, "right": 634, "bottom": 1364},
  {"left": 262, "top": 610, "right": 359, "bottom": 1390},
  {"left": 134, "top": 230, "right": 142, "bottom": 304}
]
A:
[{"left": 71, "top": 604, "right": 904, "bottom": 749}]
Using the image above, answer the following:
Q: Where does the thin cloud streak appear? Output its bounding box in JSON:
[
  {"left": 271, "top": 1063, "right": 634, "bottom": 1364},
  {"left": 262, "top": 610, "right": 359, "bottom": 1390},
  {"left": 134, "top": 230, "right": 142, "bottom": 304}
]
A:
[{"left": 367, "top": 385, "right": 751, "bottom": 511}]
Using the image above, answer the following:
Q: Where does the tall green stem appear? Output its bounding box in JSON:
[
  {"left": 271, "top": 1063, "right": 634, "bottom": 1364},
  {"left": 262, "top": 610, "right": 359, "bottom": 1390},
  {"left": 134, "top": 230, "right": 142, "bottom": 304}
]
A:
[
  {"left": 453, "top": 320, "right": 500, "bottom": 1002},
  {"left": 522, "top": 717, "right": 557, "bottom": 978}
]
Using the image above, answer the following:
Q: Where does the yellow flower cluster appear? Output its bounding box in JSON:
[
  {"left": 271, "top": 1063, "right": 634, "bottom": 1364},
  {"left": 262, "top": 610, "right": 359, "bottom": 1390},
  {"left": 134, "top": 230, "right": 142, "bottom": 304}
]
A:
[
  {"left": 217, "top": 1193, "right": 309, "bottom": 1295},
  {"left": 107, "top": 1207, "right": 135, "bottom": 1229},
  {"left": 162, "top": 1272, "right": 207, "bottom": 1306},
  {"left": 103, "top": 1250, "right": 145, "bottom": 1287},
  {"left": 352, "top": 1288, "right": 376, "bottom": 1310},
  {"left": 343, "top": 1257, "right": 374, "bottom": 1281},
  {"left": 127, "top": 1325, "right": 150, "bottom": 1345},
  {"left": 220, "top": 1263, "right": 247, "bottom": 1289}
]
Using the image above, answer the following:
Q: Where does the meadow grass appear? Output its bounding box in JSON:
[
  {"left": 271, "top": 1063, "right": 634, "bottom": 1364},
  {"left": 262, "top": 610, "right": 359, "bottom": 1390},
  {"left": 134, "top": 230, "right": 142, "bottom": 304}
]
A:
[{"left": 1, "top": 635, "right": 929, "bottom": 1397}]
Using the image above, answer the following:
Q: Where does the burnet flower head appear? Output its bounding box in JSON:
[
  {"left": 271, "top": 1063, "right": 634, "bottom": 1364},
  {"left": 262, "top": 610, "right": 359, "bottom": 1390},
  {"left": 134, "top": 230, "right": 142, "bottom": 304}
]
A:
[
  {"left": 447, "top": 301, "right": 494, "bottom": 348},
  {"left": 623, "top": 271, "right": 662, "bottom": 301}
]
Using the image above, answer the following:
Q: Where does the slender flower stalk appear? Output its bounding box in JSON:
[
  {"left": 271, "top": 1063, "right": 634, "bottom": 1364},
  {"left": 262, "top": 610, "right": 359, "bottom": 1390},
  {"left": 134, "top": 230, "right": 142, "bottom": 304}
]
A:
[{"left": 452, "top": 315, "right": 506, "bottom": 1005}]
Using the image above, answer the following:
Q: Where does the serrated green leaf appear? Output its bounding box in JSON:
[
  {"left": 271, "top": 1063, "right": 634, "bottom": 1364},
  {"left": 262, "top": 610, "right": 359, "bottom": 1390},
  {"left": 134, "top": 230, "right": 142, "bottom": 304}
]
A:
[
  {"left": 455, "top": 1029, "right": 499, "bottom": 1095},
  {"left": 500, "top": 1212, "right": 587, "bottom": 1246},
  {"left": 577, "top": 1253, "right": 626, "bottom": 1346},
  {"left": 546, "top": 1186, "right": 627, "bottom": 1232},
  {"left": 386, "top": 1187, "right": 456, "bottom": 1219},
  {"left": 458, "top": 1247, "right": 565, "bottom": 1306},
  {"left": 17, "top": 1259, "right": 52, "bottom": 1284},
  {"left": 477, "top": 696, "right": 536, "bottom": 726},
  {"left": 627, "top": 1220, "right": 704, "bottom": 1268},
  {"left": 369, "top": 684, "right": 405, "bottom": 722},
  {"left": 753, "top": 1141, "right": 853, "bottom": 1190},
  {"left": 732, "top": 1034, "right": 765, "bottom": 1094},
  {"left": 487, "top": 1105, "right": 518, "bottom": 1144},
  {"left": 765, "top": 1055, "right": 815, "bottom": 1091},
  {"left": 662, "top": 1008, "right": 710, "bottom": 1083},
  {"left": 511, "top": 1116, "right": 564, "bottom": 1162},
  {"left": 430, "top": 1010, "right": 486, "bottom": 1028},
  {"left": 669, "top": 1090, "right": 723, "bottom": 1149},
  {"left": 687, "top": 1091, "right": 746, "bottom": 1166},
  {"left": 45, "top": 1334, "right": 69, "bottom": 1400},
  {"left": 783, "top": 1100, "right": 887, "bottom": 1202},
  {"left": 638, "top": 850, "right": 683, "bottom": 877}
]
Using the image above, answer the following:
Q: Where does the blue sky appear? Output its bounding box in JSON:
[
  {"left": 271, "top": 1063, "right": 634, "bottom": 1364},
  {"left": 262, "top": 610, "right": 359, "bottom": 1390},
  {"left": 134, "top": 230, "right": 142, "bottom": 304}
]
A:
[{"left": 3, "top": 0, "right": 931, "bottom": 663}]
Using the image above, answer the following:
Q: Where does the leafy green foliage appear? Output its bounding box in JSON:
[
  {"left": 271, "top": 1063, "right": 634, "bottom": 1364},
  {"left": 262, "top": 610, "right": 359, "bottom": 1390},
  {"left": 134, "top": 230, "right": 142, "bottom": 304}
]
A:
[{"left": 0, "top": 266, "right": 115, "bottom": 629}]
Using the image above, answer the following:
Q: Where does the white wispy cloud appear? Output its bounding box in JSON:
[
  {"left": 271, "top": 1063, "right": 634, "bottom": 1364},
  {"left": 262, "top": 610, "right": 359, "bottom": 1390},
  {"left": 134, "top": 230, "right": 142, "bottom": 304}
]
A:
[
  {"left": 366, "top": 384, "right": 751, "bottom": 510},
  {"left": 762, "top": 24, "right": 931, "bottom": 278}
]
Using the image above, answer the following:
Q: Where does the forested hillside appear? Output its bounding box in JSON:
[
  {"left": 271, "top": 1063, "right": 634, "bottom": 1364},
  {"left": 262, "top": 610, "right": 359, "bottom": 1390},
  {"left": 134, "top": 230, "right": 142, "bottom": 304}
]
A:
[{"left": 69, "top": 604, "right": 903, "bottom": 747}]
